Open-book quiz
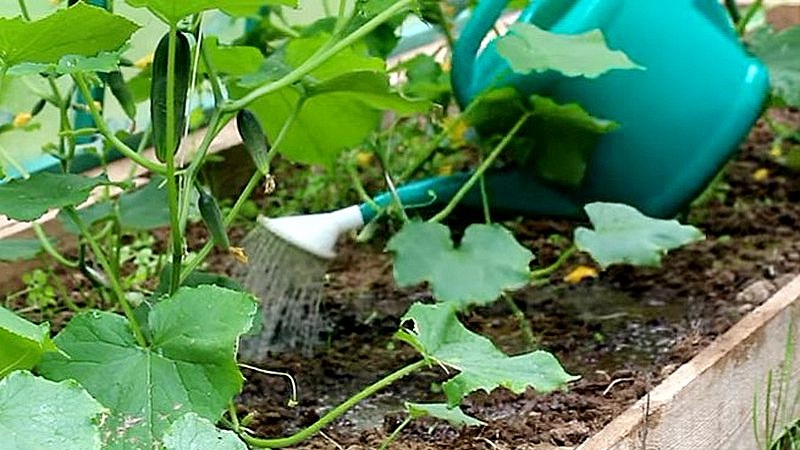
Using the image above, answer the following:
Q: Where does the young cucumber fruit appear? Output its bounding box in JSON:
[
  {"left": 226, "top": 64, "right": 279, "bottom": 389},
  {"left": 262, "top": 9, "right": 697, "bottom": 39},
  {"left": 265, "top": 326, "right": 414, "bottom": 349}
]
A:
[
  {"left": 236, "top": 109, "right": 271, "bottom": 175},
  {"left": 197, "top": 186, "right": 230, "bottom": 251},
  {"left": 151, "top": 31, "right": 191, "bottom": 163}
]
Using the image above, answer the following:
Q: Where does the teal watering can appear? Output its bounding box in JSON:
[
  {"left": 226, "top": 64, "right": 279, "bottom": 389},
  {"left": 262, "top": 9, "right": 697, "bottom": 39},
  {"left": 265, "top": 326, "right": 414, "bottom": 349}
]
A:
[{"left": 368, "top": 0, "right": 771, "bottom": 221}]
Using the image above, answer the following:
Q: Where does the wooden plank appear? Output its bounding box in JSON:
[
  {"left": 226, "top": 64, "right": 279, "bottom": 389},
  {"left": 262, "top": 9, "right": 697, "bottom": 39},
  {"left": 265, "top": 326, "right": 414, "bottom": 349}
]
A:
[{"left": 577, "top": 275, "right": 800, "bottom": 450}]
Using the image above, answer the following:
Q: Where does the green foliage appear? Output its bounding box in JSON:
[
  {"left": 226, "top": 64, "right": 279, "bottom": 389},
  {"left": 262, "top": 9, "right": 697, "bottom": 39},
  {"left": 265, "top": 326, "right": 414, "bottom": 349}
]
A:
[
  {"left": 0, "top": 238, "right": 43, "bottom": 262},
  {"left": 388, "top": 222, "right": 533, "bottom": 307},
  {"left": 0, "top": 3, "right": 138, "bottom": 68},
  {"left": 749, "top": 25, "right": 800, "bottom": 107},
  {"left": 163, "top": 413, "right": 247, "bottom": 450},
  {"left": 0, "top": 307, "right": 58, "bottom": 378},
  {"left": 0, "top": 371, "right": 106, "bottom": 450},
  {"left": 37, "top": 286, "right": 258, "bottom": 450},
  {"left": 125, "top": 0, "right": 297, "bottom": 25},
  {"left": 575, "top": 202, "right": 705, "bottom": 268},
  {"left": 151, "top": 31, "right": 191, "bottom": 163},
  {"left": 397, "top": 303, "right": 578, "bottom": 407},
  {"left": 496, "top": 22, "right": 642, "bottom": 78},
  {"left": 405, "top": 402, "right": 485, "bottom": 427},
  {"left": 0, "top": 173, "right": 111, "bottom": 222},
  {"left": 201, "top": 37, "right": 264, "bottom": 77},
  {"left": 397, "top": 54, "right": 452, "bottom": 104}
]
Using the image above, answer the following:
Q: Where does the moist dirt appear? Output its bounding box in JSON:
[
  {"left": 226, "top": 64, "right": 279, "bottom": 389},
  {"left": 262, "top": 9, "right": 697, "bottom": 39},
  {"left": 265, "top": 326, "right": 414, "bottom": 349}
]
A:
[{"left": 7, "top": 108, "right": 800, "bottom": 449}]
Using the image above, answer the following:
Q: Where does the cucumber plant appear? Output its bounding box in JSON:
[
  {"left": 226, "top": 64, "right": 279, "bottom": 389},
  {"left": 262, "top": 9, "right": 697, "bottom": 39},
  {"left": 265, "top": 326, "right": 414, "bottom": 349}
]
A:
[{"left": 0, "top": 1, "right": 708, "bottom": 449}]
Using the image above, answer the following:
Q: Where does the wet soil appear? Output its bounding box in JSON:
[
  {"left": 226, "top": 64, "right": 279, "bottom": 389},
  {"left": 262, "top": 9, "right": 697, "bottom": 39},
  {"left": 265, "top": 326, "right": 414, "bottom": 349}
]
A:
[
  {"left": 217, "top": 108, "right": 800, "bottom": 449},
  {"left": 6, "top": 108, "right": 800, "bottom": 449}
]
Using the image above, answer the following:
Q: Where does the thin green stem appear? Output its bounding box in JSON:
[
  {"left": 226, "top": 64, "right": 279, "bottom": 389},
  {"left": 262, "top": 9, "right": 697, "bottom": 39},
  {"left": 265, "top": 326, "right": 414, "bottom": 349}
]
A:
[
  {"left": 201, "top": 44, "right": 225, "bottom": 106},
  {"left": 378, "top": 416, "right": 413, "bottom": 450},
  {"left": 502, "top": 294, "right": 536, "bottom": 350},
  {"left": 164, "top": 26, "right": 183, "bottom": 295},
  {"left": 227, "top": 401, "right": 241, "bottom": 432},
  {"left": 73, "top": 73, "right": 166, "bottom": 174},
  {"left": 32, "top": 223, "right": 79, "bottom": 268},
  {"left": 530, "top": 245, "right": 577, "bottom": 280},
  {"left": 65, "top": 207, "right": 147, "bottom": 347},
  {"left": 180, "top": 171, "right": 264, "bottom": 281},
  {"left": 17, "top": 0, "right": 31, "bottom": 21},
  {"left": 429, "top": 113, "right": 531, "bottom": 223},
  {"left": 243, "top": 360, "right": 427, "bottom": 448},
  {"left": 223, "top": 0, "right": 413, "bottom": 112},
  {"left": 724, "top": 0, "right": 741, "bottom": 24},
  {"left": 333, "top": 0, "right": 348, "bottom": 35},
  {"left": 736, "top": 0, "right": 763, "bottom": 35}
]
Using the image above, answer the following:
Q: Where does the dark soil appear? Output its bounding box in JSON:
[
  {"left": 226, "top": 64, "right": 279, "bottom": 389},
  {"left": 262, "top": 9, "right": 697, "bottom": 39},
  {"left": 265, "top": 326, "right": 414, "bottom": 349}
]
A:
[
  {"left": 6, "top": 108, "right": 800, "bottom": 449},
  {"left": 211, "top": 108, "right": 800, "bottom": 449}
]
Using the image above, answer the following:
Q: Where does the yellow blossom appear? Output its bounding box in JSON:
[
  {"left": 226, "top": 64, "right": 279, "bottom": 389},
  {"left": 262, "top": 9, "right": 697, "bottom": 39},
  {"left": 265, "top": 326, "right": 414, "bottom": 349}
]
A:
[
  {"left": 134, "top": 53, "right": 154, "bottom": 69},
  {"left": 355, "top": 151, "right": 374, "bottom": 168},
  {"left": 769, "top": 143, "right": 783, "bottom": 158},
  {"left": 752, "top": 168, "right": 770, "bottom": 182},
  {"left": 437, "top": 164, "right": 454, "bottom": 176},
  {"left": 230, "top": 247, "right": 249, "bottom": 264},
  {"left": 13, "top": 112, "right": 32, "bottom": 128},
  {"left": 563, "top": 265, "right": 598, "bottom": 284}
]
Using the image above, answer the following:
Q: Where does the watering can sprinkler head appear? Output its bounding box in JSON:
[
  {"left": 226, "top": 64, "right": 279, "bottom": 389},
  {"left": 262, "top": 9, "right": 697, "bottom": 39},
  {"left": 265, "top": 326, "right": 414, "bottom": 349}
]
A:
[{"left": 256, "top": 206, "right": 365, "bottom": 259}]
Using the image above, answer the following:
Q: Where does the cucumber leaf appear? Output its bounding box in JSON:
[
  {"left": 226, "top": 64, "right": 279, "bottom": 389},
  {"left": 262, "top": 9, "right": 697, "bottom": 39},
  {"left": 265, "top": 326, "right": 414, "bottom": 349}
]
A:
[
  {"left": 125, "top": 0, "right": 297, "bottom": 25},
  {"left": 0, "top": 173, "right": 111, "bottom": 222},
  {"left": 496, "top": 22, "right": 641, "bottom": 78},
  {"left": 749, "top": 26, "right": 800, "bottom": 107},
  {"left": 387, "top": 222, "right": 533, "bottom": 307},
  {"left": 200, "top": 37, "right": 263, "bottom": 77},
  {"left": 163, "top": 413, "right": 247, "bottom": 450},
  {"left": 574, "top": 202, "right": 704, "bottom": 268},
  {"left": 0, "top": 3, "right": 138, "bottom": 68},
  {"left": 0, "top": 238, "right": 44, "bottom": 262},
  {"left": 405, "top": 402, "right": 485, "bottom": 427},
  {"left": 398, "top": 303, "right": 577, "bottom": 407},
  {"left": 0, "top": 371, "right": 106, "bottom": 450},
  {"left": 0, "top": 307, "right": 58, "bottom": 378},
  {"left": 37, "top": 286, "right": 258, "bottom": 450}
]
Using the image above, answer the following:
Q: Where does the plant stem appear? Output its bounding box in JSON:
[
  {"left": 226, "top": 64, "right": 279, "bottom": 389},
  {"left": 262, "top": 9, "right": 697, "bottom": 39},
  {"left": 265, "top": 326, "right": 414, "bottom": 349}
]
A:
[
  {"left": 164, "top": 26, "right": 183, "bottom": 295},
  {"left": 429, "top": 113, "right": 530, "bottom": 223},
  {"left": 736, "top": 0, "right": 763, "bottom": 35},
  {"left": 530, "top": 245, "right": 577, "bottom": 280},
  {"left": 73, "top": 74, "right": 166, "bottom": 174},
  {"left": 223, "top": 0, "right": 413, "bottom": 112},
  {"left": 243, "top": 359, "right": 427, "bottom": 448},
  {"left": 724, "top": 0, "right": 741, "bottom": 24},
  {"left": 65, "top": 207, "right": 147, "bottom": 347},
  {"left": 32, "top": 223, "right": 79, "bottom": 268},
  {"left": 378, "top": 416, "right": 412, "bottom": 450},
  {"left": 502, "top": 294, "right": 536, "bottom": 350},
  {"left": 17, "top": 0, "right": 30, "bottom": 21}
]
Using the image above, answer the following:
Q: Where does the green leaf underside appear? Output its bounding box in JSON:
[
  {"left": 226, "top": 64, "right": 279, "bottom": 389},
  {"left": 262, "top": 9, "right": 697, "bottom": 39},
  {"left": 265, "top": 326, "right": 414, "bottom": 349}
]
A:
[
  {"left": 125, "top": 0, "right": 297, "bottom": 25},
  {"left": 201, "top": 37, "right": 263, "bottom": 77},
  {"left": 0, "top": 3, "right": 138, "bottom": 68},
  {"left": 749, "top": 26, "right": 800, "bottom": 107},
  {"left": 399, "top": 303, "right": 577, "bottom": 407},
  {"left": 0, "top": 371, "right": 105, "bottom": 450},
  {"left": 496, "top": 22, "right": 641, "bottom": 78},
  {"left": 8, "top": 50, "right": 125, "bottom": 77},
  {"left": 162, "top": 413, "right": 247, "bottom": 450},
  {"left": 574, "top": 202, "right": 705, "bottom": 268},
  {"left": 0, "top": 239, "right": 44, "bottom": 262},
  {"left": 243, "top": 33, "right": 426, "bottom": 167},
  {"left": 387, "top": 222, "right": 533, "bottom": 307},
  {"left": 405, "top": 402, "right": 485, "bottom": 427},
  {"left": 0, "top": 307, "right": 57, "bottom": 378},
  {"left": 37, "top": 286, "right": 258, "bottom": 450},
  {"left": 0, "top": 172, "right": 111, "bottom": 222}
]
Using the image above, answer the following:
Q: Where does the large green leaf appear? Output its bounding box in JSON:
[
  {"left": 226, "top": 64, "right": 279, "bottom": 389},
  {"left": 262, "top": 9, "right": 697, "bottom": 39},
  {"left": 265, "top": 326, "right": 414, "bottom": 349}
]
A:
[
  {"left": 125, "top": 0, "right": 297, "bottom": 25},
  {"left": 0, "top": 307, "right": 58, "bottom": 378},
  {"left": 527, "top": 95, "right": 617, "bottom": 186},
  {"left": 387, "top": 222, "right": 533, "bottom": 307},
  {"left": 8, "top": 50, "right": 126, "bottom": 77},
  {"left": 0, "top": 3, "right": 138, "bottom": 68},
  {"left": 244, "top": 33, "right": 423, "bottom": 167},
  {"left": 0, "top": 238, "right": 43, "bottom": 262},
  {"left": 405, "top": 402, "right": 485, "bottom": 427},
  {"left": 398, "top": 303, "right": 577, "bottom": 407},
  {"left": 0, "top": 172, "right": 111, "bottom": 222},
  {"left": 0, "top": 371, "right": 106, "bottom": 450},
  {"left": 37, "top": 286, "right": 258, "bottom": 450},
  {"left": 163, "top": 413, "right": 247, "bottom": 450},
  {"left": 201, "top": 37, "right": 263, "bottom": 77},
  {"left": 749, "top": 26, "right": 800, "bottom": 107},
  {"left": 496, "top": 22, "right": 641, "bottom": 78},
  {"left": 574, "top": 202, "right": 704, "bottom": 268}
]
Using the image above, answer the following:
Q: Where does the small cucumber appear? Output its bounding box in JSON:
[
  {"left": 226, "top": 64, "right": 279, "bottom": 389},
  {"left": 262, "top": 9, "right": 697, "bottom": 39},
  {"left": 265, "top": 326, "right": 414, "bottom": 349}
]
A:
[
  {"left": 236, "top": 109, "right": 271, "bottom": 175},
  {"left": 197, "top": 186, "right": 230, "bottom": 251},
  {"left": 30, "top": 99, "right": 46, "bottom": 117},
  {"left": 101, "top": 71, "right": 137, "bottom": 121},
  {"left": 151, "top": 31, "right": 191, "bottom": 163}
]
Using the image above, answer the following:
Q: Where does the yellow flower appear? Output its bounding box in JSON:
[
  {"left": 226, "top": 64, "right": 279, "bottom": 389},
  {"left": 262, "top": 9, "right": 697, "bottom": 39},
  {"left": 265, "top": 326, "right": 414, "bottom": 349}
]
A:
[
  {"left": 355, "top": 151, "right": 374, "bottom": 168},
  {"left": 229, "top": 247, "right": 249, "bottom": 264},
  {"left": 752, "top": 168, "right": 770, "bottom": 182},
  {"left": 437, "top": 164, "right": 454, "bottom": 176},
  {"left": 563, "top": 265, "right": 598, "bottom": 284},
  {"left": 134, "top": 53, "right": 154, "bottom": 69},
  {"left": 769, "top": 143, "right": 783, "bottom": 158},
  {"left": 13, "top": 112, "right": 32, "bottom": 128},
  {"left": 443, "top": 116, "right": 468, "bottom": 147}
]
